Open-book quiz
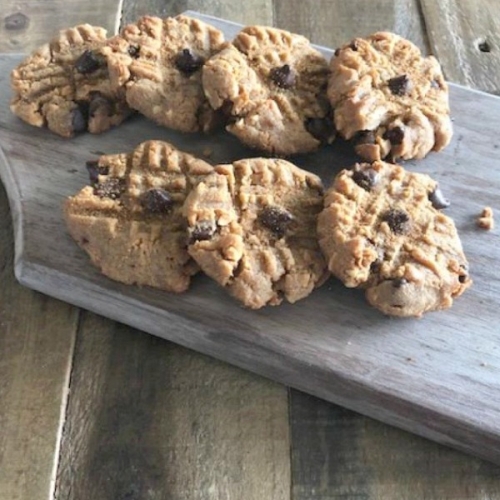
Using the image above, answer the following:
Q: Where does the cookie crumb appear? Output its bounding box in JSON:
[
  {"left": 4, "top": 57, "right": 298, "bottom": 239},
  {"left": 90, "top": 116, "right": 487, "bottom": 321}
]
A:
[{"left": 477, "top": 206, "right": 494, "bottom": 230}]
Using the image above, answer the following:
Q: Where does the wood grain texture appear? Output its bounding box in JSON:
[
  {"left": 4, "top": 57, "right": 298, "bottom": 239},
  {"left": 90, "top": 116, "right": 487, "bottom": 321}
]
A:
[
  {"left": 0, "top": 180, "right": 78, "bottom": 500},
  {"left": 0, "top": 0, "right": 123, "bottom": 52},
  {"left": 291, "top": 392, "right": 500, "bottom": 500},
  {"left": 274, "top": 0, "right": 429, "bottom": 53},
  {"left": 121, "top": 0, "right": 272, "bottom": 28},
  {"left": 2, "top": 11, "right": 500, "bottom": 468},
  {"left": 420, "top": 0, "right": 500, "bottom": 94},
  {"left": 55, "top": 313, "right": 290, "bottom": 500}
]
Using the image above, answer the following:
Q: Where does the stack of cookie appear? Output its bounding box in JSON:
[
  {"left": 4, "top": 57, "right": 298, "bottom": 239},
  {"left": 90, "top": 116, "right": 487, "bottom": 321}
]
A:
[{"left": 10, "top": 14, "right": 471, "bottom": 317}]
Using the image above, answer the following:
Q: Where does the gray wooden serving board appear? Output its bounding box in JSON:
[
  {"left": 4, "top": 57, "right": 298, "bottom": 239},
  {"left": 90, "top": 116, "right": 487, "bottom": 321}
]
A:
[{"left": 1, "top": 12, "right": 500, "bottom": 465}]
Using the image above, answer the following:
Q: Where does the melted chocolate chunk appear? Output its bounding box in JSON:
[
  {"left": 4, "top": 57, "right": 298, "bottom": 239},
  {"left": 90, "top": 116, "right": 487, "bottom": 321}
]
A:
[
  {"left": 71, "top": 101, "right": 89, "bottom": 133},
  {"left": 175, "top": 48, "right": 204, "bottom": 75},
  {"left": 269, "top": 64, "right": 296, "bottom": 89},
  {"left": 428, "top": 186, "right": 450, "bottom": 209},
  {"left": 382, "top": 209, "right": 409, "bottom": 234},
  {"left": 140, "top": 188, "right": 174, "bottom": 213},
  {"left": 352, "top": 168, "right": 379, "bottom": 191},
  {"left": 388, "top": 74, "right": 411, "bottom": 96},
  {"left": 128, "top": 45, "right": 140, "bottom": 58},
  {"left": 392, "top": 278, "right": 408, "bottom": 288},
  {"left": 349, "top": 40, "right": 359, "bottom": 51},
  {"left": 304, "top": 116, "right": 335, "bottom": 143},
  {"left": 190, "top": 220, "right": 216, "bottom": 243},
  {"left": 458, "top": 264, "right": 469, "bottom": 283},
  {"left": 356, "top": 130, "right": 376, "bottom": 145},
  {"left": 75, "top": 50, "right": 104, "bottom": 74},
  {"left": 86, "top": 160, "right": 109, "bottom": 185},
  {"left": 383, "top": 126, "right": 404, "bottom": 145},
  {"left": 259, "top": 206, "right": 294, "bottom": 238},
  {"left": 370, "top": 259, "right": 382, "bottom": 274},
  {"left": 94, "top": 177, "right": 125, "bottom": 199},
  {"left": 88, "top": 93, "right": 112, "bottom": 117}
]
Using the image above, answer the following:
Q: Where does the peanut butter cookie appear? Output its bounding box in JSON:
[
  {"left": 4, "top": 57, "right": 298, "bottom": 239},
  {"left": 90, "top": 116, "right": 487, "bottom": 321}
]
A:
[
  {"left": 11, "top": 24, "right": 131, "bottom": 137},
  {"left": 183, "top": 157, "right": 328, "bottom": 308},
  {"left": 317, "top": 161, "right": 470, "bottom": 317},
  {"left": 64, "top": 141, "right": 214, "bottom": 292},
  {"left": 328, "top": 32, "right": 452, "bottom": 162}
]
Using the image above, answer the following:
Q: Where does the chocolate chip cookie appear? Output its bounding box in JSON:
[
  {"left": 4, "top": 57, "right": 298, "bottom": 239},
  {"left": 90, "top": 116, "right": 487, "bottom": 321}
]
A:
[
  {"left": 328, "top": 32, "right": 452, "bottom": 162},
  {"left": 317, "top": 161, "right": 471, "bottom": 317},
  {"left": 102, "top": 15, "right": 225, "bottom": 133},
  {"left": 64, "top": 141, "right": 214, "bottom": 292},
  {"left": 202, "top": 26, "right": 334, "bottom": 155},
  {"left": 10, "top": 24, "right": 131, "bottom": 138},
  {"left": 183, "top": 158, "right": 328, "bottom": 308}
]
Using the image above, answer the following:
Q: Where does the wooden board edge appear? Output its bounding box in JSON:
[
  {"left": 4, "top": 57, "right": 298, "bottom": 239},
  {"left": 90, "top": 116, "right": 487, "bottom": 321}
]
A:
[
  {"left": 10, "top": 258, "right": 500, "bottom": 467},
  {"left": 0, "top": 144, "right": 26, "bottom": 278}
]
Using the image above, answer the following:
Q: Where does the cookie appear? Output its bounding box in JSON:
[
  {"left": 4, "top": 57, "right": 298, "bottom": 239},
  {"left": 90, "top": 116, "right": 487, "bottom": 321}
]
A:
[
  {"left": 202, "top": 26, "right": 334, "bottom": 155},
  {"left": 64, "top": 140, "right": 214, "bottom": 292},
  {"left": 328, "top": 32, "right": 452, "bottom": 162},
  {"left": 477, "top": 207, "right": 494, "bottom": 230},
  {"left": 10, "top": 24, "right": 131, "bottom": 138},
  {"left": 183, "top": 157, "right": 328, "bottom": 308},
  {"left": 102, "top": 15, "right": 225, "bottom": 133},
  {"left": 317, "top": 161, "right": 471, "bottom": 317}
]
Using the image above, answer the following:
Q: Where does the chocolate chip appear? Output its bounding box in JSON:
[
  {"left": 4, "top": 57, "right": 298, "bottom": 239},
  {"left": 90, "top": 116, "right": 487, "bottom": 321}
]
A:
[
  {"left": 269, "top": 64, "right": 296, "bottom": 89},
  {"left": 175, "top": 48, "right": 204, "bottom": 75},
  {"left": 304, "top": 116, "right": 335, "bottom": 143},
  {"left": 334, "top": 48, "right": 341, "bottom": 57},
  {"left": 392, "top": 278, "right": 408, "bottom": 288},
  {"left": 370, "top": 259, "right": 382, "bottom": 274},
  {"left": 94, "top": 177, "right": 125, "bottom": 199},
  {"left": 71, "top": 102, "right": 89, "bottom": 133},
  {"left": 349, "top": 40, "right": 359, "bottom": 51},
  {"left": 383, "top": 126, "right": 404, "bottom": 145},
  {"left": 140, "top": 188, "right": 174, "bottom": 213},
  {"left": 128, "top": 45, "right": 140, "bottom": 58},
  {"left": 190, "top": 220, "right": 216, "bottom": 243},
  {"left": 86, "top": 160, "right": 109, "bottom": 185},
  {"left": 89, "top": 93, "right": 112, "bottom": 117},
  {"left": 75, "top": 50, "right": 104, "bottom": 74},
  {"left": 382, "top": 209, "right": 409, "bottom": 234},
  {"left": 458, "top": 264, "right": 469, "bottom": 283},
  {"left": 356, "top": 130, "right": 376, "bottom": 145},
  {"left": 428, "top": 186, "right": 450, "bottom": 209},
  {"left": 352, "top": 168, "right": 379, "bottom": 191},
  {"left": 259, "top": 206, "right": 294, "bottom": 238},
  {"left": 388, "top": 74, "right": 411, "bottom": 96}
]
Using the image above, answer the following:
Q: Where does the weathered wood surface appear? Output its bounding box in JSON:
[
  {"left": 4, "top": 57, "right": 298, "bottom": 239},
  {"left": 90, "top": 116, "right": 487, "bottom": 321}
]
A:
[
  {"left": 274, "top": 0, "right": 429, "bottom": 53},
  {"left": 0, "top": 183, "right": 78, "bottom": 500},
  {"left": 421, "top": 0, "right": 500, "bottom": 94},
  {"left": 0, "top": 0, "right": 122, "bottom": 52},
  {"left": 3, "top": 2, "right": 500, "bottom": 500},
  {"left": 55, "top": 314, "right": 290, "bottom": 500}
]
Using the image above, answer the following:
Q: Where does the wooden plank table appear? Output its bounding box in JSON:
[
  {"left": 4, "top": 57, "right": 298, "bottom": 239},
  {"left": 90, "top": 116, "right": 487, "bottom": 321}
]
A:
[{"left": 1, "top": 1, "right": 500, "bottom": 499}]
